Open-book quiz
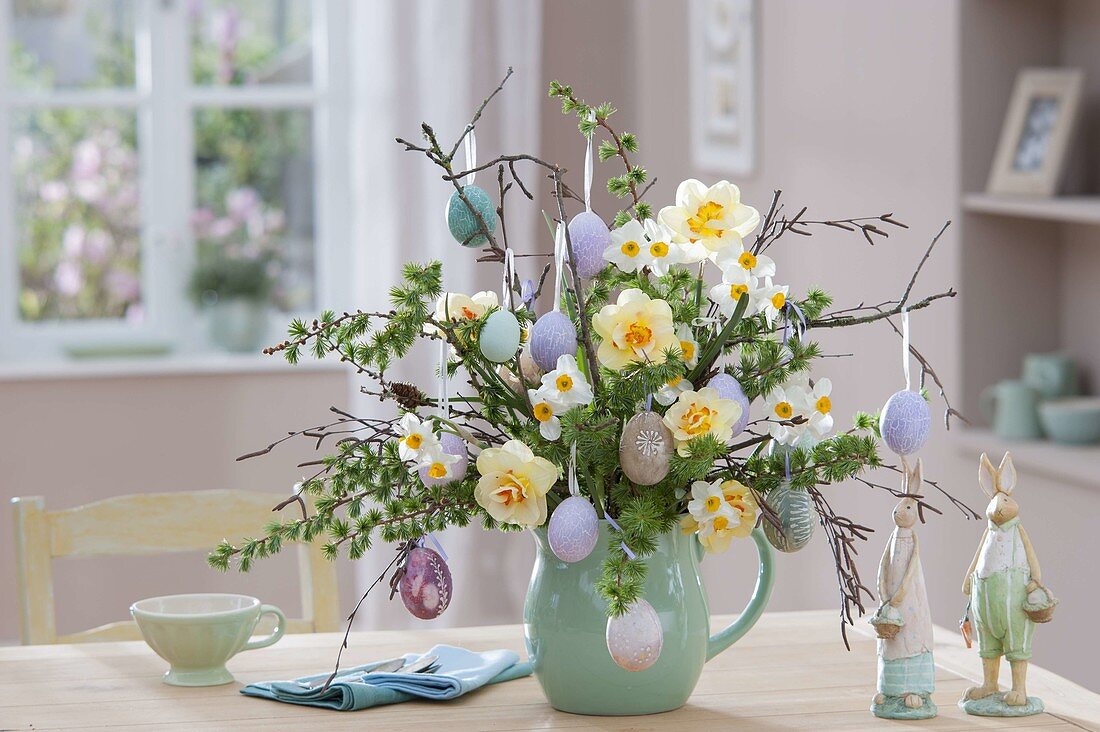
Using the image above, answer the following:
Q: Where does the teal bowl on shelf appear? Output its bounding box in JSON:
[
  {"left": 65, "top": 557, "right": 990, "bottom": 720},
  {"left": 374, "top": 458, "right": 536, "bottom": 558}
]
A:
[{"left": 1038, "top": 397, "right": 1100, "bottom": 445}]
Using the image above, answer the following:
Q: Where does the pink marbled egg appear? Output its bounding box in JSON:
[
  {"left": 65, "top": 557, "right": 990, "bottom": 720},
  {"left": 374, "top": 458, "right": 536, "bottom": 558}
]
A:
[
  {"left": 418, "top": 432, "right": 468, "bottom": 487},
  {"left": 529, "top": 310, "right": 577, "bottom": 372},
  {"left": 399, "top": 546, "right": 452, "bottom": 620},
  {"left": 548, "top": 495, "right": 599, "bottom": 563},
  {"left": 708, "top": 373, "right": 751, "bottom": 438},
  {"left": 567, "top": 211, "right": 611, "bottom": 279}
]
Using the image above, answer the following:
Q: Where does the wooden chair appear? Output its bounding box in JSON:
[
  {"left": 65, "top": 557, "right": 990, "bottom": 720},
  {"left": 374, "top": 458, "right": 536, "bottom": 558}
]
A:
[{"left": 11, "top": 490, "right": 340, "bottom": 644}]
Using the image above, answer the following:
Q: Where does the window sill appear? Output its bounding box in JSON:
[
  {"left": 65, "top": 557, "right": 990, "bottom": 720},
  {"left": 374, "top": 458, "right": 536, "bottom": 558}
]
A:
[{"left": 0, "top": 351, "right": 349, "bottom": 383}]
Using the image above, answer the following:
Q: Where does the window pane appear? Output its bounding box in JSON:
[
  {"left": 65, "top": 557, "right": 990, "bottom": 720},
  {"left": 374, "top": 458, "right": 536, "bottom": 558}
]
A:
[
  {"left": 193, "top": 108, "right": 314, "bottom": 311},
  {"left": 13, "top": 109, "right": 143, "bottom": 322},
  {"left": 190, "top": 0, "right": 312, "bottom": 86},
  {"left": 10, "top": 0, "right": 135, "bottom": 90}
]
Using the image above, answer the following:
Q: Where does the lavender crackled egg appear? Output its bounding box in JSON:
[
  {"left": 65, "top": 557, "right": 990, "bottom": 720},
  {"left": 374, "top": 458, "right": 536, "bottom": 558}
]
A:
[
  {"left": 529, "top": 310, "right": 577, "bottom": 372},
  {"left": 547, "top": 495, "right": 599, "bottom": 563},
  {"left": 399, "top": 546, "right": 452, "bottom": 620},
  {"left": 567, "top": 211, "right": 611, "bottom": 279},
  {"left": 879, "top": 389, "right": 931, "bottom": 456},
  {"left": 708, "top": 373, "right": 751, "bottom": 438},
  {"left": 418, "top": 432, "right": 468, "bottom": 487}
]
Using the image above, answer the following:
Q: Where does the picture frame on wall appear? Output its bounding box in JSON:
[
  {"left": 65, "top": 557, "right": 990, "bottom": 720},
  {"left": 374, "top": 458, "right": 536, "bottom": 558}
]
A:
[
  {"left": 689, "top": 0, "right": 756, "bottom": 176},
  {"left": 986, "top": 68, "right": 1083, "bottom": 197}
]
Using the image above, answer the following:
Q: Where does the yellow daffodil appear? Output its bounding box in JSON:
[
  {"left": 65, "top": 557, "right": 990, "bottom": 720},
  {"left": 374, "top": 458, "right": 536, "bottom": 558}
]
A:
[
  {"left": 662, "top": 386, "right": 741, "bottom": 455},
  {"left": 592, "top": 289, "right": 677, "bottom": 370},
  {"left": 675, "top": 323, "right": 699, "bottom": 368},
  {"left": 658, "top": 179, "right": 760, "bottom": 257},
  {"left": 474, "top": 439, "right": 558, "bottom": 527},
  {"left": 435, "top": 290, "right": 499, "bottom": 323}
]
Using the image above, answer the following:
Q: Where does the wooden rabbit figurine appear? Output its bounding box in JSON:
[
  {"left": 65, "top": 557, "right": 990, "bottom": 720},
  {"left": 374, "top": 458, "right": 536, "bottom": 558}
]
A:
[
  {"left": 870, "top": 459, "right": 937, "bottom": 720},
  {"left": 960, "top": 452, "right": 1050, "bottom": 717}
]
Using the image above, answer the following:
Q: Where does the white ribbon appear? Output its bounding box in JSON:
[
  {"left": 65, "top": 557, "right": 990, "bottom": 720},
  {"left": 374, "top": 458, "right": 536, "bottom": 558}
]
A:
[
  {"left": 464, "top": 129, "right": 477, "bottom": 186},
  {"left": 568, "top": 441, "right": 580, "bottom": 497},
  {"left": 437, "top": 337, "right": 449, "bottom": 417},
  {"left": 501, "top": 247, "right": 516, "bottom": 307},
  {"left": 552, "top": 222, "right": 567, "bottom": 313},
  {"left": 584, "top": 111, "right": 594, "bottom": 212},
  {"left": 901, "top": 306, "right": 911, "bottom": 391}
]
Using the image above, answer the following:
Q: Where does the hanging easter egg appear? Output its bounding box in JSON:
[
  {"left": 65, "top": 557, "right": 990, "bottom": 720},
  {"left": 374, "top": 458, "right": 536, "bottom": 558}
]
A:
[
  {"left": 879, "top": 389, "right": 931, "bottom": 456},
  {"left": 619, "top": 411, "right": 673, "bottom": 486},
  {"left": 399, "top": 546, "right": 452, "bottom": 620},
  {"left": 529, "top": 310, "right": 577, "bottom": 372},
  {"left": 606, "top": 599, "right": 663, "bottom": 672},
  {"left": 446, "top": 185, "right": 498, "bottom": 247},
  {"left": 567, "top": 211, "right": 611, "bottom": 279},
  {"left": 478, "top": 309, "right": 521, "bottom": 363},
  {"left": 498, "top": 347, "right": 544, "bottom": 395},
  {"left": 708, "top": 373, "right": 751, "bottom": 438},
  {"left": 418, "top": 432, "right": 468, "bottom": 487},
  {"left": 547, "top": 495, "right": 600, "bottom": 563},
  {"left": 762, "top": 480, "right": 815, "bottom": 553}
]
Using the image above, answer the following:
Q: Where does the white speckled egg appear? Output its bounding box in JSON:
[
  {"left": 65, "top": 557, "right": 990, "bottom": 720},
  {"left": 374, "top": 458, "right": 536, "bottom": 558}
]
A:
[
  {"left": 479, "top": 309, "right": 521, "bottom": 363},
  {"left": 606, "top": 599, "right": 663, "bottom": 672},
  {"left": 418, "top": 432, "right": 468, "bottom": 487},
  {"left": 879, "top": 389, "right": 931, "bottom": 456},
  {"left": 708, "top": 373, "right": 751, "bottom": 438},
  {"left": 547, "top": 495, "right": 599, "bottom": 563},
  {"left": 399, "top": 546, "right": 452, "bottom": 620},
  {"left": 529, "top": 311, "right": 577, "bottom": 372},
  {"left": 619, "top": 411, "right": 673, "bottom": 486},
  {"left": 446, "top": 185, "right": 498, "bottom": 247},
  {"left": 568, "top": 211, "right": 611, "bottom": 279}
]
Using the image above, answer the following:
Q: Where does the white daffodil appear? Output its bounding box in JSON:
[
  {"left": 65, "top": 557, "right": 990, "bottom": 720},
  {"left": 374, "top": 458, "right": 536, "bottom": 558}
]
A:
[
  {"left": 761, "top": 384, "right": 805, "bottom": 446},
  {"left": 528, "top": 388, "right": 565, "bottom": 441},
  {"left": 708, "top": 266, "right": 760, "bottom": 319},
  {"left": 396, "top": 412, "right": 441, "bottom": 462},
  {"left": 538, "top": 354, "right": 593, "bottom": 408},
  {"left": 658, "top": 179, "right": 760, "bottom": 259},
  {"left": 755, "top": 278, "right": 790, "bottom": 325},
  {"left": 687, "top": 479, "right": 737, "bottom": 526},
  {"left": 605, "top": 219, "right": 648, "bottom": 273},
  {"left": 663, "top": 386, "right": 742, "bottom": 455},
  {"left": 715, "top": 243, "right": 776, "bottom": 280},
  {"left": 680, "top": 479, "right": 759, "bottom": 553},
  {"left": 416, "top": 445, "right": 461, "bottom": 481},
  {"left": 806, "top": 377, "right": 834, "bottom": 437},
  {"left": 655, "top": 374, "right": 693, "bottom": 406},
  {"left": 641, "top": 219, "right": 683, "bottom": 276},
  {"left": 675, "top": 323, "right": 700, "bottom": 369}
]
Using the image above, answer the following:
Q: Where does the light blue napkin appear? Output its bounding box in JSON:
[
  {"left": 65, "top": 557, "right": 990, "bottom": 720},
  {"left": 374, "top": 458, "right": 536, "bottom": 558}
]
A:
[{"left": 240, "top": 644, "right": 533, "bottom": 711}]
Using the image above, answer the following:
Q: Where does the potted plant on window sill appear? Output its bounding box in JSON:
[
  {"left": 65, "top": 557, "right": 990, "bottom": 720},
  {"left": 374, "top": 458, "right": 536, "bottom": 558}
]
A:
[{"left": 188, "top": 250, "right": 273, "bottom": 353}]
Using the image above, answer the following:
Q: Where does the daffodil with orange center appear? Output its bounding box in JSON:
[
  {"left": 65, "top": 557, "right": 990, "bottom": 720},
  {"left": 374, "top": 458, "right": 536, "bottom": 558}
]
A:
[
  {"left": 592, "top": 288, "right": 677, "bottom": 370},
  {"left": 662, "top": 386, "right": 741, "bottom": 456},
  {"left": 474, "top": 440, "right": 558, "bottom": 527},
  {"left": 658, "top": 179, "right": 760, "bottom": 258}
]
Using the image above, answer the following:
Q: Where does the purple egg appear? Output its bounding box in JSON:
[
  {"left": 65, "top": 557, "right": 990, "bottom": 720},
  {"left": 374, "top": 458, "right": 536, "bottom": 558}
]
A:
[
  {"left": 568, "top": 211, "right": 611, "bottom": 279},
  {"left": 708, "top": 373, "right": 751, "bottom": 438},
  {"left": 399, "top": 546, "right": 453, "bottom": 620},
  {"left": 548, "top": 496, "right": 599, "bottom": 563},
  {"left": 418, "top": 432, "right": 469, "bottom": 486},
  {"left": 529, "top": 310, "right": 577, "bottom": 372},
  {"left": 879, "top": 389, "right": 931, "bottom": 456}
]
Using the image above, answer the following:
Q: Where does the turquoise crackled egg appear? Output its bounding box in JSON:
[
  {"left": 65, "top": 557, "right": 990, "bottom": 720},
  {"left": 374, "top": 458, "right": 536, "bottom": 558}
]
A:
[
  {"left": 708, "top": 373, "right": 751, "bottom": 438},
  {"left": 879, "top": 389, "right": 930, "bottom": 456},
  {"left": 446, "top": 185, "right": 498, "bottom": 247},
  {"left": 529, "top": 310, "right": 577, "bottom": 372},
  {"left": 479, "top": 309, "right": 521, "bottom": 363},
  {"left": 567, "top": 211, "right": 610, "bottom": 278}
]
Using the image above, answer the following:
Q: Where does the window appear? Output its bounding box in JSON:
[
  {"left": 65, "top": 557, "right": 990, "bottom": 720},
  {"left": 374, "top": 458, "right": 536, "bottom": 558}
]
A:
[{"left": 0, "top": 0, "right": 349, "bottom": 358}]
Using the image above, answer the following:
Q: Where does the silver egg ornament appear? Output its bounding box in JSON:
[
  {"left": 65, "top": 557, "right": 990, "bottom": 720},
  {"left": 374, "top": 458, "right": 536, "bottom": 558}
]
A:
[
  {"left": 879, "top": 389, "right": 931, "bottom": 456},
  {"left": 529, "top": 310, "right": 577, "bottom": 372},
  {"left": 567, "top": 211, "right": 611, "bottom": 279},
  {"left": 399, "top": 546, "right": 453, "bottom": 620},
  {"left": 708, "top": 373, "right": 750, "bottom": 438},
  {"left": 606, "top": 599, "right": 663, "bottom": 672},
  {"left": 446, "top": 185, "right": 498, "bottom": 247},
  {"left": 547, "top": 495, "right": 599, "bottom": 563},
  {"left": 478, "top": 309, "right": 521, "bottom": 363},
  {"left": 418, "top": 432, "right": 468, "bottom": 487}
]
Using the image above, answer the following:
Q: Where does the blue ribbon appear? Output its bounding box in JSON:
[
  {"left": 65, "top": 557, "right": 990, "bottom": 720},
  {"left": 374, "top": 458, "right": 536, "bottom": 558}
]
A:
[
  {"left": 603, "top": 515, "right": 636, "bottom": 560},
  {"left": 420, "top": 533, "right": 448, "bottom": 562}
]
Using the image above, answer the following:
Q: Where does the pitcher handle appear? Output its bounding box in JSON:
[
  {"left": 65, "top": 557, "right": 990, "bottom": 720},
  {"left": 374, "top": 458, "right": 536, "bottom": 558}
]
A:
[{"left": 704, "top": 528, "right": 775, "bottom": 661}]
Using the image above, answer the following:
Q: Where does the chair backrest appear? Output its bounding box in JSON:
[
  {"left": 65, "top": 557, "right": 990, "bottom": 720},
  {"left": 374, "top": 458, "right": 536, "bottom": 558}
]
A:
[{"left": 11, "top": 490, "right": 340, "bottom": 644}]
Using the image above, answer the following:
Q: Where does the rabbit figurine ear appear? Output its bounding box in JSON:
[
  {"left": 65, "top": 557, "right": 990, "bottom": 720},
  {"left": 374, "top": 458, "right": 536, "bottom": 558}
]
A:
[
  {"left": 978, "top": 453, "right": 998, "bottom": 498},
  {"left": 908, "top": 458, "right": 923, "bottom": 493},
  {"left": 997, "top": 452, "right": 1017, "bottom": 495}
]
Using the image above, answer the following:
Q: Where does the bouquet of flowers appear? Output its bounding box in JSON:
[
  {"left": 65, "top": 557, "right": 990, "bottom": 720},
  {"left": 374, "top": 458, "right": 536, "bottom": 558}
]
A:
[{"left": 210, "top": 70, "right": 971, "bottom": 663}]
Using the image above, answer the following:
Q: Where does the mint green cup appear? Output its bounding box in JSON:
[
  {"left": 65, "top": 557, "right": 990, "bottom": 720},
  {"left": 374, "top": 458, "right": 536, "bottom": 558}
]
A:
[
  {"left": 131, "top": 593, "right": 286, "bottom": 686},
  {"left": 525, "top": 523, "right": 775, "bottom": 715}
]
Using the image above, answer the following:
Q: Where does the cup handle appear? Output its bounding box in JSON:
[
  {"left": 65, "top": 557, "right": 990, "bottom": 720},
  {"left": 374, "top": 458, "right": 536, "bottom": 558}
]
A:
[
  {"left": 703, "top": 528, "right": 776, "bottom": 661},
  {"left": 243, "top": 604, "right": 286, "bottom": 651}
]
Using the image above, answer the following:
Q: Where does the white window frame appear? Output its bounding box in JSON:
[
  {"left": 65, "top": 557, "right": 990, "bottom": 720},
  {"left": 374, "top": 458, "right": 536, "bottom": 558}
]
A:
[{"left": 0, "top": 0, "right": 350, "bottom": 361}]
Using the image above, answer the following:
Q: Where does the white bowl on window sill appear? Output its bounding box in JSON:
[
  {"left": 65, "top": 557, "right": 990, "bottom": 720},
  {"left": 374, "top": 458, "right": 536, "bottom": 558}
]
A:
[{"left": 204, "top": 298, "right": 270, "bottom": 354}]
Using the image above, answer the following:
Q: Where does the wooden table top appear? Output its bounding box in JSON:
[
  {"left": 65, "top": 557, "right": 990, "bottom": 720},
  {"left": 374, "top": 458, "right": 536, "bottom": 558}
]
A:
[{"left": 1, "top": 610, "right": 1096, "bottom": 731}]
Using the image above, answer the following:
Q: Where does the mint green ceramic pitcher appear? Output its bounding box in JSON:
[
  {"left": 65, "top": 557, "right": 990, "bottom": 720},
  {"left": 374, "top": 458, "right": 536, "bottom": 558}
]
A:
[{"left": 524, "top": 522, "right": 775, "bottom": 715}]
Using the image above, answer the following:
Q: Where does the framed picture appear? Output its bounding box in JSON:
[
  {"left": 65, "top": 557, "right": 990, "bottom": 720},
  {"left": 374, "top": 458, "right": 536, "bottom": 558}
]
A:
[
  {"left": 986, "top": 68, "right": 1083, "bottom": 196},
  {"left": 690, "top": 0, "right": 756, "bottom": 176}
]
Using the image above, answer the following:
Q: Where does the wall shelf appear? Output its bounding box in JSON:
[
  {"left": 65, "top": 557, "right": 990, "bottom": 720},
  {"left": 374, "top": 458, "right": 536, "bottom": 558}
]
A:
[
  {"left": 952, "top": 428, "right": 1100, "bottom": 489},
  {"left": 962, "top": 193, "right": 1100, "bottom": 226}
]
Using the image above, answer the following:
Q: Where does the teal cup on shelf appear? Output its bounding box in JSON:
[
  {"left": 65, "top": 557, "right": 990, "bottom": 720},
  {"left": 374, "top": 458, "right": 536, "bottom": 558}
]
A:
[{"left": 1023, "top": 352, "right": 1079, "bottom": 401}]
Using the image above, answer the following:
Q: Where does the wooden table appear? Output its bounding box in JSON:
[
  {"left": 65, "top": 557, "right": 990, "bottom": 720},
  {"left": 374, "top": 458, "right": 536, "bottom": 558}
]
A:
[{"left": 2, "top": 610, "right": 1096, "bottom": 731}]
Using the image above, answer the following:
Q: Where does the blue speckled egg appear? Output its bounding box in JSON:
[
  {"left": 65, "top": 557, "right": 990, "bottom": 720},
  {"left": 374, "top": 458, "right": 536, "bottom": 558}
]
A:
[
  {"left": 568, "top": 211, "right": 611, "bottom": 278},
  {"left": 708, "top": 373, "right": 751, "bottom": 438},
  {"left": 446, "top": 185, "right": 498, "bottom": 247},
  {"left": 479, "top": 309, "right": 521, "bottom": 363},
  {"left": 879, "top": 389, "right": 931, "bottom": 456},
  {"left": 548, "top": 495, "right": 599, "bottom": 563},
  {"left": 529, "top": 311, "right": 577, "bottom": 372},
  {"left": 419, "top": 432, "right": 468, "bottom": 487}
]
